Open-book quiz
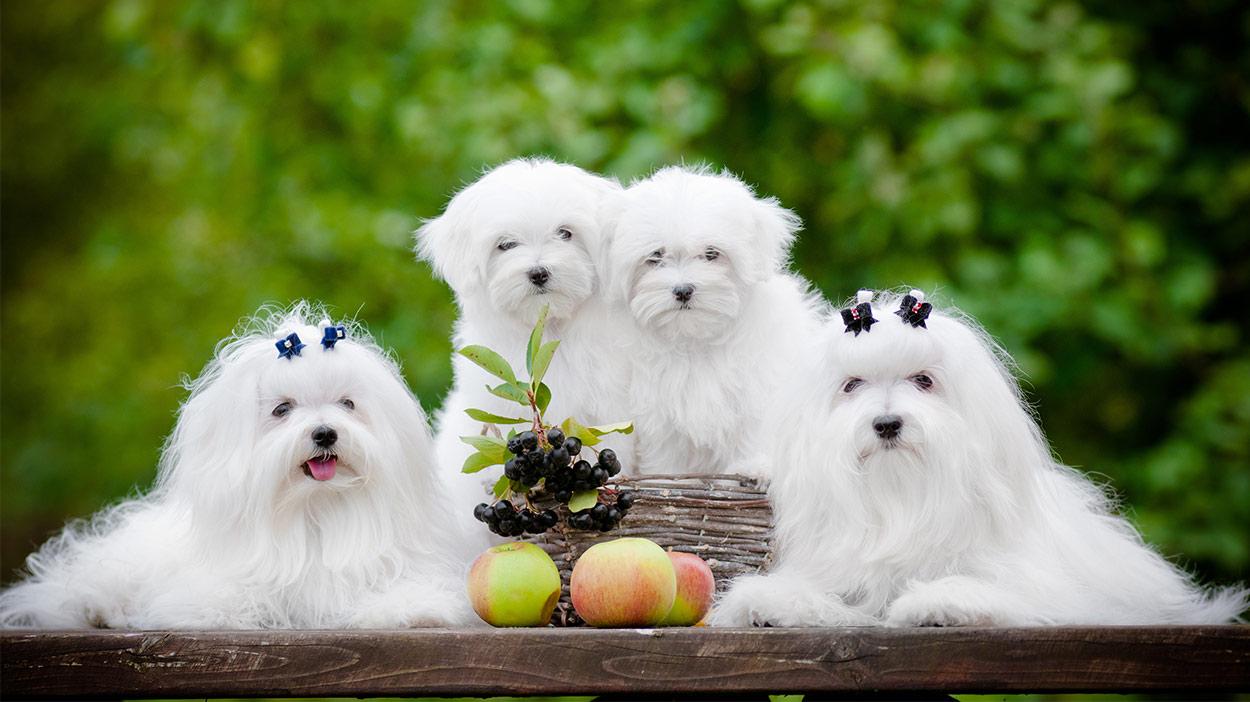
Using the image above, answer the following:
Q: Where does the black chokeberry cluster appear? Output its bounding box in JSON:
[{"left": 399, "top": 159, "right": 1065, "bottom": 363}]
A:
[
  {"left": 473, "top": 499, "right": 559, "bottom": 537},
  {"left": 474, "top": 426, "right": 633, "bottom": 536}
]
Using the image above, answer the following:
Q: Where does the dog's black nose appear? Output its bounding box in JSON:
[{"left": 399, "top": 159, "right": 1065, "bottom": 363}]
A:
[
  {"left": 312, "top": 425, "right": 338, "bottom": 448},
  {"left": 672, "top": 284, "right": 695, "bottom": 303},
  {"left": 528, "top": 267, "right": 551, "bottom": 287},
  {"left": 873, "top": 414, "right": 903, "bottom": 440}
]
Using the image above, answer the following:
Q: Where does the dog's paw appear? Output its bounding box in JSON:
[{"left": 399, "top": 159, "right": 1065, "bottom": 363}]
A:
[
  {"left": 708, "top": 574, "right": 877, "bottom": 628},
  {"left": 352, "top": 581, "right": 479, "bottom": 629},
  {"left": 885, "top": 577, "right": 1008, "bottom": 627}
]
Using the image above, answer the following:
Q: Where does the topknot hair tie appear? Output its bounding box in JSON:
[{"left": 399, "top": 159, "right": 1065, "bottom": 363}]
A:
[
  {"left": 276, "top": 333, "right": 306, "bottom": 359},
  {"left": 896, "top": 289, "right": 932, "bottom": 328},
  {"left": 841, "top": 290, "right": 876, "bottom": 336}
]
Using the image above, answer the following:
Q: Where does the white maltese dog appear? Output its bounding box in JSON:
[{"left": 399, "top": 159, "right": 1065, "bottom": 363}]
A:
[
  {"left": 711, "top": 290, "right": 1248, "bottom": 626},
  {"left": 602, "top": 164, "right": 823, "bottom": 476},
  {"left": 416, "top": 157, "right": 632, "bottom": 488},
  {"left": 0, "top": 303, "right": 487, "bottom": 629}
]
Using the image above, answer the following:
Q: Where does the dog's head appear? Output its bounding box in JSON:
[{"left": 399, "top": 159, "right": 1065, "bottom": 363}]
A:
[
  {"left": 602, "top": 165, "right": 800, "bottom": 342},
  {"left": 415, "top": 157, "right": 620, "bottom": 322},
  {"left": 159, "top": 303, "right": 440, "bottom": 517},
  {"left": 810, "top": 291, "right": 1039, "bottom": 482}
]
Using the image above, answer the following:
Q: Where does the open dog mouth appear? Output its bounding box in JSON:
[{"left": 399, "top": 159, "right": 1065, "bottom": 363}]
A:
[{"left": 302, "top": 455, "right": 338, "bottom": 481}]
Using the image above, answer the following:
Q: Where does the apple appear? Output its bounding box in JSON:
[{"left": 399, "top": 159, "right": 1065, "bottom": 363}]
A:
[
  {"left": 658, "top": 551, "right": 716, "bottom": 626},
  {"left": 466, "top": 542, "right": 561, "bottom": 627},
  {"left": 570, "top": 537, "right": 676, "bottom": 627}
]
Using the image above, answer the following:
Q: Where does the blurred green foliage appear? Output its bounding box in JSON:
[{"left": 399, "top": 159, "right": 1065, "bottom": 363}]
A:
[{"left": 2, "top": 0, "right": 1247, "bottom": 587}]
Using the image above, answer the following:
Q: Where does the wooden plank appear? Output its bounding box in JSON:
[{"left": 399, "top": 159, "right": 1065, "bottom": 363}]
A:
[{"left": 2, "top": 627, "right": 1247, "bottom": 699}]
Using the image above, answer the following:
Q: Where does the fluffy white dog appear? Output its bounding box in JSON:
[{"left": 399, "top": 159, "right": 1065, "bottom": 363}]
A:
[
  {"left": 0, "top": 303, "right": 487, "bottom": 629},
  {"left": 602, "top": 165, "right": 823, "bottom": 476},
  {"left": 416, "top": 157, "right": 632, "bottom": 488},
  {"left": 711, "top": 290, "right": 1249, "bottom": 626}
]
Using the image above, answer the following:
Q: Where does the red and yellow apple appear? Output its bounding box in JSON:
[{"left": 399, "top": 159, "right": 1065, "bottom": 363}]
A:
[
  {"left": 466, "top": 542, "right": 561, "bottom": 627},
  {"left": 570, "top": 537, "right": 676, "bottom": 627},
  {"left": 658, "top": 551, "right": 716, "bottom": 626}
]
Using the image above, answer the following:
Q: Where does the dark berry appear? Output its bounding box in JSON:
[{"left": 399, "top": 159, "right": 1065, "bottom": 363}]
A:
[
  {"left": 606, "top": 506, "right": 623, "bottom": 524},
  {"left": 504, "top": 457, "right": 522, "bottom": 480},
  {"left": 598, "top": 448, "right": 619, "bottom": 470},
  {"left": 591, "top": 466, "right": 609, "bottom": 486},
  {"left": 571, "top": 480, "right": 591, "bottom": 492},
  {"left": 554, "top": 489, "right": 573, "bottom": 503},
  {"left": 506, "top": 435, "right": 524, "bottom": 455},
  {"left": 616, "top": 491, "right": 637, "bottom": 510},
  {"left": 573, "top": 460, "right": 592, "bottom": 481},
  {"left": 590, "top": 502, "right": 609, "bottom": 520},
  {"left": 568, "top": 512, "right": 595, "bottom": 530},
  {"left": 519, "top": 431, "right": 539, "bottom": 452},
  {"left": 564, "top": 437, "right": 582, "bottom": 456},
  {"left": 473, "top": 503, "right": 490, "bottom": 522},
  {"left": 605, "top": 459, "right": 621, "bottom": 477},
  {"left": 538, "top": 509, "right": 559, "bottom": 528},
  {"left": 549, "top": 446, "right": 570, "bottom": 468},
  {"left": 494, "top": 500, "right": 515, "bottom": 518},
  {"left": 546, "top": 427, "right": 565, "bottom": 447},
  {"left": 497, "top": 518, "right": 518, "bottom": 534}
]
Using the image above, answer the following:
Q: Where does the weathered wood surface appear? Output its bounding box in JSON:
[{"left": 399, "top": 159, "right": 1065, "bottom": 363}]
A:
[{"left": 2, "top": 626, "right": 1247, "bottom": 699}]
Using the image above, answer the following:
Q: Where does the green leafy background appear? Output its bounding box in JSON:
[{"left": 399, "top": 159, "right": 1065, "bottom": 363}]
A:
[{"left": 3, "top": 0, "right": 1247, "bottom": 593}]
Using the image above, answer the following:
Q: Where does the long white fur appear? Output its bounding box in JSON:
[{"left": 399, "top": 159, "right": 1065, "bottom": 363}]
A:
[
  {"left": 416, "top": 157, "right": 633, "bottom": 496},
  {"left": 602, "top": 164, "right": 824, "bottom": 476},
  {"left": 0, "top": 302, "right": 488, "bottom": 629},
  {"left": 711, "top": 291, "right": 1249, "bottom": 626}
]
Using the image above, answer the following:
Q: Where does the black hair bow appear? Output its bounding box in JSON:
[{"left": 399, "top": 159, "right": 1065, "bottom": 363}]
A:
[
  {"left": 895, "top": 290, "right": 932, "bottom": 328},
  {"left": 841, "top": 290, "right": 876, "bottom": 336}
]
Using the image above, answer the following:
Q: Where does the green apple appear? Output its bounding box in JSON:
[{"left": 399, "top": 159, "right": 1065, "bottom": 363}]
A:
[
  {"left": 570, "top": 537, "right": 676, "bottom": 627},
  {"left": 657, "top": 551, "right": 716, "bottom": 626},
  {"left": 466, "top": 542, "right": 561, "bottom": 627}
]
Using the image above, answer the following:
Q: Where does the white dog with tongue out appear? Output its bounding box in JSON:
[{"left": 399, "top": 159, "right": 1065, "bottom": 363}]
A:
[{"left": 0, "top": 303, "right": 487, "bottom": 630}]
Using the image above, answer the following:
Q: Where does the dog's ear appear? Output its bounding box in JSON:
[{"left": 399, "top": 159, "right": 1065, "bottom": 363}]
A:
[
  {"left": 595, "top": 187, "right": 630, "bottom": 301},
  {"left": 155, "top": 341, "right": 268, "bottom": 520},
  {"left": 413, "top": 179, "right": 487, "bottom": 293},
  {"left": 748, "top": 193, "right": 802, "bottom": 279}
]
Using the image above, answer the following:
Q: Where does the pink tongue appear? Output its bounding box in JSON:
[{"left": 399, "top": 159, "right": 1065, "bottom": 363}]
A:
[{"left": 307, "top": 457, "right": 336, "bottom": 481}]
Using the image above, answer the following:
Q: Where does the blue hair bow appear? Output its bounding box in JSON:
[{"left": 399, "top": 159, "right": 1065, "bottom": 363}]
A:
[
  {"left": 276, "top": 333, "right": 306, "bottom": 359},
  {"left": 322, "top": 325, "right": 346, "bottom": 349}
]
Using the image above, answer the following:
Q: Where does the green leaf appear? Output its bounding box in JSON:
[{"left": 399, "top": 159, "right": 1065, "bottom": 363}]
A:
[
  {"left": 534, "top": 382, "right": 552, "bottom": 414},
  {"left": 588, "top": 421, "right": 634, "bottom": 437},
  {"left": 462, "top": 451, "right": 503, "bottom": 474},
  {"left": 459, "top": 435, "right": 510, "bottom": 463},
  {"left": 568, "top": 489, "right": 599, "bottom": 513},
  {"left": 530, "top": 339, "right": 560, "bottom": 388},
  {"left": 464, "top": 408, "right": 531, "bottom": 425},
  {"left": 526, "top": 304, "right": 550, "bottom": 376},
  {"left": 487, "top": 382, "right": 530, "bottom": 405},
  {"left": 458, "top": 345, "right": 518, "bottom": 386},
  {"left": 560, "top": 416, "right": 600, "bottom": 447},
  {"left": 492, "top": 474, "right": 511, "bottom": 498}
]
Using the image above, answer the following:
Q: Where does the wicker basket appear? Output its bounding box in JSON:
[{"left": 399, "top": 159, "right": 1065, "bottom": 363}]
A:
[{"left": 520, "top": 473, "right": 773, "bottom": 626}]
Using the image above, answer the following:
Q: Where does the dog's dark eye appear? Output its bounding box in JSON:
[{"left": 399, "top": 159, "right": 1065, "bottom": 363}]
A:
[
  {"left": 496, "top": 240, "right": 518, "bottom": 252},
  {"left": 843, "top": 378, "right": 865, "bottom": 393},
  {"left": 703, "top": 247, "right": 721, "bottom": 262},
  {"left": 556, "top": 227, "right": 573, "bottom": 241},
  {"left": 272, "top": 401, "right": 293, "bottom": 418},
  {"left": 910, "top": 374, "right": 934, "bottom": 391},
  {"left": 339, "top": 398, "right": 355, "bottom": 410},
  {"left": 645, "top": 249, "right": 665, "bottom": 266}
]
